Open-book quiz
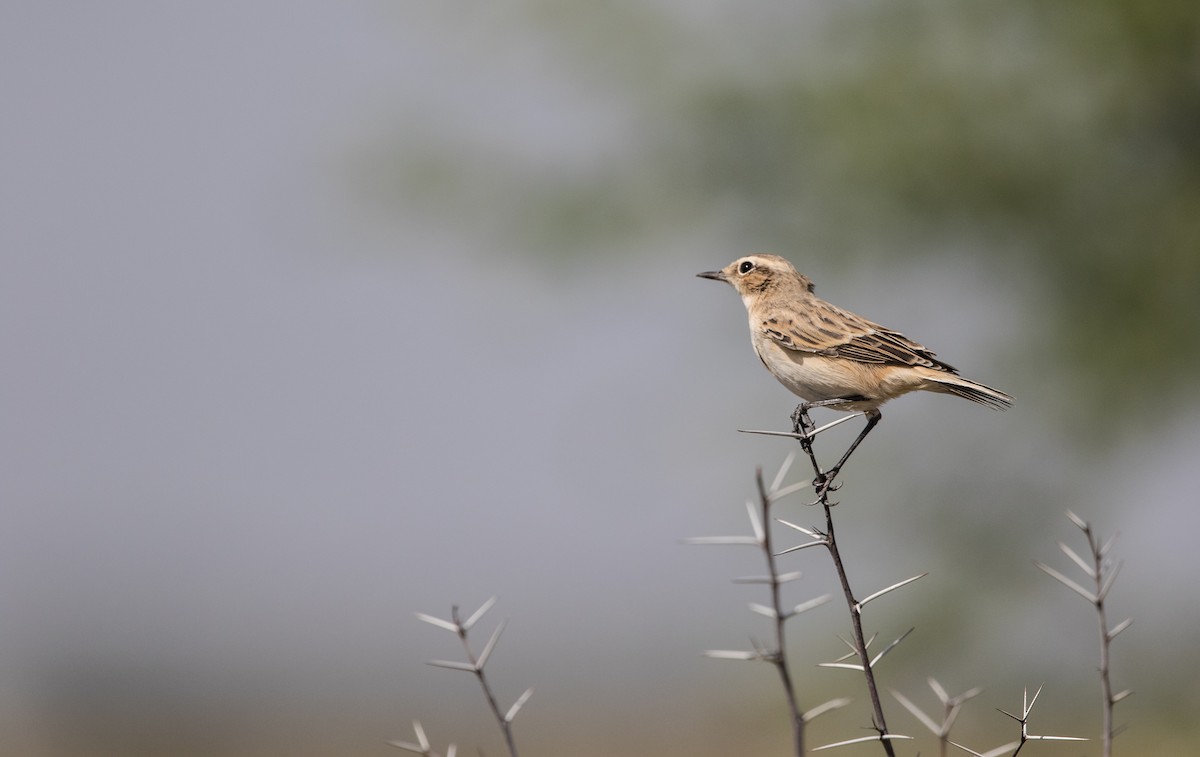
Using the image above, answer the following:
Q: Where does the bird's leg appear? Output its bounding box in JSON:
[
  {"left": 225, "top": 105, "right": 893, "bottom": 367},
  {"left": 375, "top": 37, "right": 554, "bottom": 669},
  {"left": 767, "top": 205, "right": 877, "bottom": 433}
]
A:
[
  {"left": 792, "top": 398, "right": 871, "bottom": 496},
  {"left": 816, "top": 408, "right": 882, "bottom": 495}
]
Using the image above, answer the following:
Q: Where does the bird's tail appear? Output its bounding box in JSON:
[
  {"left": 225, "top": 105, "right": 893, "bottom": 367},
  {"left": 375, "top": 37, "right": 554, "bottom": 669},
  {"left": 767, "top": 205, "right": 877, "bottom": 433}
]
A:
[{"left": 927, "top": 374, "right": 1014, "bottom": 410}]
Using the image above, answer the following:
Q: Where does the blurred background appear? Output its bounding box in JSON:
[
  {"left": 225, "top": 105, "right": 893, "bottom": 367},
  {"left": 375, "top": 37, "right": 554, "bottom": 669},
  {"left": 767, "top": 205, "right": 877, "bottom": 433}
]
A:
[{"left": 3, "top": 1, "right": 1198, "bottom": 755}]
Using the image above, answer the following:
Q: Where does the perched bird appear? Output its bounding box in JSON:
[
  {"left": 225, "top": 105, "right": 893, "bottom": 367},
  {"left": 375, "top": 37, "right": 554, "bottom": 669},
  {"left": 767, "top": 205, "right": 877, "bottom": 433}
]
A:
[{"left": 698, "top": 254, "right": 1012, "bottom": 486}]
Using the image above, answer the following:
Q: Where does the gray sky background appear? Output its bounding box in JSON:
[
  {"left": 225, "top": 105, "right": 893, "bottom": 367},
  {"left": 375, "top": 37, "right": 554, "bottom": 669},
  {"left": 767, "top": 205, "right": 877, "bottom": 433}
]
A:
[{"left": 3, "top": 3, "right": 1198, "bottom": 756}]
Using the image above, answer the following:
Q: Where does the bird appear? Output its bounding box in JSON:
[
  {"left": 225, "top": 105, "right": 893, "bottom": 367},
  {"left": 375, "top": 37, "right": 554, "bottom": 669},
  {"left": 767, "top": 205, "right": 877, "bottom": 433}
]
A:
[{"left": 698, "top": 254, "right": 1012, "bottom": 489}]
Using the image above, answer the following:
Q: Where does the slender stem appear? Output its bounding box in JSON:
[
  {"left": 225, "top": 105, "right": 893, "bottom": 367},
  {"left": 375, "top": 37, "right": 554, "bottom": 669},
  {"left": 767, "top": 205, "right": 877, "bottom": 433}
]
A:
[
  {"left": 756, "top": 469, "right": 806, "bottom": 757},
  {"left": 822, "top": 499, "right": 895, "bottom": 756},
  {"left": 794, "top": 408, "right": 896, "bottom": 757},
  {"left": 1086, "top": 527, "right": 1114, "bottom": 757},
  {"left": 451, "top": 608, "right": 520, "bottom": 757},
  {"left": 938, "top": 700, "right": 951, "bottom": 757}
]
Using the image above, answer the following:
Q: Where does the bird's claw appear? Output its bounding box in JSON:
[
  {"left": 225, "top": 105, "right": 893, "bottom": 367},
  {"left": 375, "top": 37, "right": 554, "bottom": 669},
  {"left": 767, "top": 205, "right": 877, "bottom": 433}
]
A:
[{"left": 812, "top": 471, "right": 843, "bottom": 500}]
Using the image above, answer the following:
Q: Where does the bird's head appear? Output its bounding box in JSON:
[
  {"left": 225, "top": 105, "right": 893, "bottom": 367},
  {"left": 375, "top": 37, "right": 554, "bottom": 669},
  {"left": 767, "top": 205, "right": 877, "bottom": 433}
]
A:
[{"left": 697, "top": 254, "right": 814, "bottom": 303}]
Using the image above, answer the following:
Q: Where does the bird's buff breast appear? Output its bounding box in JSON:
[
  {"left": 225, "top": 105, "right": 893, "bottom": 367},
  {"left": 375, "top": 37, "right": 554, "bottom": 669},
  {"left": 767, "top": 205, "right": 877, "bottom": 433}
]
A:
[{"left": 750, "top": 333, "right": 913, "bottom": 408}]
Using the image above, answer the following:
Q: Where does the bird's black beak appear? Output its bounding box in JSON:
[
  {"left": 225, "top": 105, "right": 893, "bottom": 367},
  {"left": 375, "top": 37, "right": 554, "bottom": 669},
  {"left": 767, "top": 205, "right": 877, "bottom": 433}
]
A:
[{"left": 697, "top": 270, "right": 726, "bottom": 282}]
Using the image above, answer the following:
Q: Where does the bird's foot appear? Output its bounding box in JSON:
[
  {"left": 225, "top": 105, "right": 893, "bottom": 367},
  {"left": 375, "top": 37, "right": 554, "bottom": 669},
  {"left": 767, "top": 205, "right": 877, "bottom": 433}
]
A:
[
  {"left": 812, "top": 467, "right": 844, "bottom": 501},
  {"left": 791, "top": 403, "right": 816, "bottom": 438}
]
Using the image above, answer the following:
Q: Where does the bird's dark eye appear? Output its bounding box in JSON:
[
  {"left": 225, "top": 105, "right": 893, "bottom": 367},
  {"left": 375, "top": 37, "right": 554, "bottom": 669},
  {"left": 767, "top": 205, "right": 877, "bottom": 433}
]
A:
[{"left": 738, "top": 260, "right": 755, "bottom": 274}]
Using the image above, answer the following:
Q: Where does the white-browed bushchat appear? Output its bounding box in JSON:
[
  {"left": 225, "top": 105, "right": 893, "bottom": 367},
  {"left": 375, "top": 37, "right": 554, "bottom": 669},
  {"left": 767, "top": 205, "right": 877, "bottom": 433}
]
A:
[{"left": 699, "top": 254, "right": 1012, "bottom": 485}]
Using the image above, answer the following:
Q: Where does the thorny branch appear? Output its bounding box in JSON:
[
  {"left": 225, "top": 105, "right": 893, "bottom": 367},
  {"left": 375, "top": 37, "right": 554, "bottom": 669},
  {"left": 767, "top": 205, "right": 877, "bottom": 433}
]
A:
[
  {"left": 1037, "top": 512, "right": 1131, "bottom": 757},
  {"left": 410, "top": 599, "right": 531, "bottom": 757},
  {"left": 793, "top": 404, "right": 897, "bottom": 757},
  {"left": 755, "top": 466, "right": 808, "bottom": 756},
  {"left": 687, "top": 453, "right": 843, "bottom": 756}
]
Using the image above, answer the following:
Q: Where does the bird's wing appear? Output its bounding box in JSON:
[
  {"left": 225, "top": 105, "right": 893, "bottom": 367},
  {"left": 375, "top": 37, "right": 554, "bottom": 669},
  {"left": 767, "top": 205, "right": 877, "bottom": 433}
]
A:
[{"left": 760, "top": 298, "right": 958, "bottom": 373}]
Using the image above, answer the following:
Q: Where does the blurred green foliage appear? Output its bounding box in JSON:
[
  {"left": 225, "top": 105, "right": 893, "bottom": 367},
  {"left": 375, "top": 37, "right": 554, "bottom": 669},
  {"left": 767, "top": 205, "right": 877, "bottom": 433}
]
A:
[{"left": 360, "top": 0, "right": 1199, "bottom": 428}]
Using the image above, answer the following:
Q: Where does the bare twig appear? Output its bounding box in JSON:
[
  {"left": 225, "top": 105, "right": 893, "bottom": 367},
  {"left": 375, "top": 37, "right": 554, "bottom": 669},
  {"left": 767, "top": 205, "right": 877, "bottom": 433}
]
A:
[
  {"left": 892, "top": 678, "right": 982, "bottom": 757},
  {"left": 414, "top": 599, "right": 530, "bottom": 757},
  {"left": 757, "top": 466, "right": 809, "bottom": 756},
  {"left": 685, "top": 451, "right": 837, "bottom": 757},
  {"left": 950, "top": 685, "right": 1085, "bottom": 756},
  {"left": 1036, "top": 512, "right": 1130, "bottom": 756},
  {"left": 790, "top": 404, "right": 902, "bottom": 757},
  {"left": 389, "top": 720, "right": 457, "bottom": 757}
]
